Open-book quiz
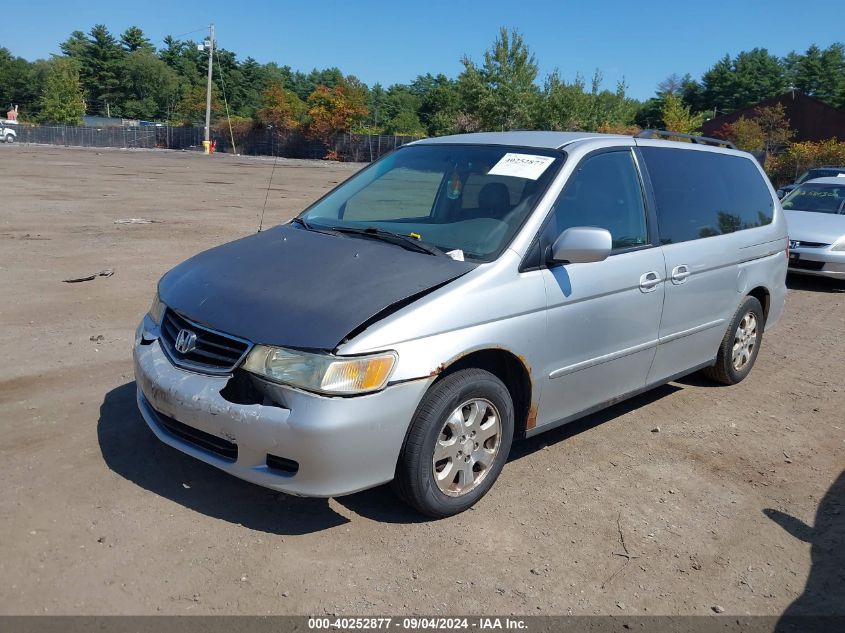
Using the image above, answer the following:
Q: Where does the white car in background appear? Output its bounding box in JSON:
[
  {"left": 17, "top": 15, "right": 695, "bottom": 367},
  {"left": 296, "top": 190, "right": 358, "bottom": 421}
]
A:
[{"left": 1, "top": 121, "right": 17, "bottom": 143}]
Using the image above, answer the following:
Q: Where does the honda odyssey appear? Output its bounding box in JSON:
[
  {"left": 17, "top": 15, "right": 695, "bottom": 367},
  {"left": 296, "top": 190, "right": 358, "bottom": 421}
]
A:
[{"left": 134, "top": 130, "right": 788, "bottom": 517}]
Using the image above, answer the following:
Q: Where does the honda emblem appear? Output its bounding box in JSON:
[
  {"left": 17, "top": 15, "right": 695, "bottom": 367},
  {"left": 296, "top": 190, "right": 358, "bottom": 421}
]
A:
[{"left": 174, "top": 329, "right": 197, "bottom": 354}]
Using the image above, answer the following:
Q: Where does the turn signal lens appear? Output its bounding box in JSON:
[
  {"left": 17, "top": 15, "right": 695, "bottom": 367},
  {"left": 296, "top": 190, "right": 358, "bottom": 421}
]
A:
[{"left": 322, "top": 355, "right": 396, "bottom": 393}]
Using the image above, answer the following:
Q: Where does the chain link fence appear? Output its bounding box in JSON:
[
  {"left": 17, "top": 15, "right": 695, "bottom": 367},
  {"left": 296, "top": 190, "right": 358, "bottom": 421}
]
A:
[
  {"left": 10, "top": 124, "right": 423, "bottom": 162},
  {"left": 214, "top": 127, "right": 422, "bottom": 162},
  {"left": 11, "top": 125, "right": 203, "bottom": 150}
]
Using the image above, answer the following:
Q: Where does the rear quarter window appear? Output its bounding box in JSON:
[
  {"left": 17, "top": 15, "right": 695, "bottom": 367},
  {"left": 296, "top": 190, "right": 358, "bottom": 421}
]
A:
[{"left": 640, "top": 147, "right": 774, "bottom": 244}]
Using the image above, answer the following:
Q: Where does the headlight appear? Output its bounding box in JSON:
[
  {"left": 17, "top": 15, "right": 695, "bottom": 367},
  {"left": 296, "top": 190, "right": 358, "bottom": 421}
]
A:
[
  {"left": 148, "top": 291, "right": 166, "bottom": 325},
  {"left": 832, "top": 237, "right": 845, "bottom": 251},
  {"left": 243, "top": 345, "right": 397, "bottom": 395}
]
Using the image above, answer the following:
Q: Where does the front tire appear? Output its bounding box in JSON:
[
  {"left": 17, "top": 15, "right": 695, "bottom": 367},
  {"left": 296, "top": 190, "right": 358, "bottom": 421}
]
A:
[
  {"left": 4, "top": 134, "right": 14, "bottom": 144},
  {"left": 702, "top": 295, "right": 765, "bottom": 385},
  {"left": 393, "top": 368, "right": 514, "bottom": 518}
]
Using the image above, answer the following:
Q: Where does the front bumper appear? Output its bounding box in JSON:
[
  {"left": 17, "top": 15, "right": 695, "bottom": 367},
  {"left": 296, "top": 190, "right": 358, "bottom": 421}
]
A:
[
  {"left": 788, "top": 247, "right": 845, "bottom": 279},
  {"left": 133, "top": 321, "right": 432, "bottom": 497}
]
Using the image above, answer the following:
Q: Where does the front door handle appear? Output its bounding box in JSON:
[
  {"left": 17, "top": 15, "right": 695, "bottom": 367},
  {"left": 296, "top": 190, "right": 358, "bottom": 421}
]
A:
[
  {"left": 671, "top": 265, "right": 690, "bottom": 284},
  {"left": 639, "top": 271, "right": 661, "bottom": 293}
]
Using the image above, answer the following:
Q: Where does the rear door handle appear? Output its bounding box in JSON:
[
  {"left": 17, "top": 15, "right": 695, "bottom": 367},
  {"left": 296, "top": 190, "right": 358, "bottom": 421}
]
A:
[
  {"left": 671, "top": 265, "right": 690, "bottom": 284},
  {"left": 639, "top": 271, "right": 661, "bottom": 293}
]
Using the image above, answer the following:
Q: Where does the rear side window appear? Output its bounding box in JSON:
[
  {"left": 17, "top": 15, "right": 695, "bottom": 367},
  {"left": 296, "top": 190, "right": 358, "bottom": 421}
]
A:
[{"left": 640, "top": 148, "right": 774, "bottom": 244}]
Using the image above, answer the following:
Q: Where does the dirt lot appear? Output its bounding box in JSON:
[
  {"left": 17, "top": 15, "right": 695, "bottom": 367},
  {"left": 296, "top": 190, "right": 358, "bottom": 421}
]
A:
[{"left": 0, "top": 145, "right": 842, "bottom": 617}]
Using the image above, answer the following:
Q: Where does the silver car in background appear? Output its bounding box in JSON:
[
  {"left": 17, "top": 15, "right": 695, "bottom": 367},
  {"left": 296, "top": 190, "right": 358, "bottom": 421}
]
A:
[
  {"left": 782, "top": 177, "right": 845, "bottom": 280},
  {"left": 134, "top": 130, "right": 788, "bottom": 518},
  {"left": 776, "top": 166, "right": 845, "bottom": 198}
]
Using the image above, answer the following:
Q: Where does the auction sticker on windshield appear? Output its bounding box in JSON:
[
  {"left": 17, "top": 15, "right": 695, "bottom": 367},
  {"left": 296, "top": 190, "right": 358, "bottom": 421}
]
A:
[{"left": 488, "top": 153, "right": 556, "bottom": 180}]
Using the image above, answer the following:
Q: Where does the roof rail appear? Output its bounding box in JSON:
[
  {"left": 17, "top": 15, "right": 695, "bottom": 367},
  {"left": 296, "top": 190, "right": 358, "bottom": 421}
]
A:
[{"left": 635, "top": 129, "right": 737, "bottom": 150}]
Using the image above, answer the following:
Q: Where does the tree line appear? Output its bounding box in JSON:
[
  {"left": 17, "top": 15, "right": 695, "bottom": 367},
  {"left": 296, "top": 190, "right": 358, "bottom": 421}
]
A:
[{"left": 1, "top": 25, "right": 844, "bottom": 141}]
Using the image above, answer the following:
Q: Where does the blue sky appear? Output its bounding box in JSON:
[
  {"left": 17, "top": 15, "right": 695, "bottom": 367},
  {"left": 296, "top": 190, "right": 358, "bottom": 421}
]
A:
[{"left": 5, "top": 0, "right": 844, "bottom": 99}]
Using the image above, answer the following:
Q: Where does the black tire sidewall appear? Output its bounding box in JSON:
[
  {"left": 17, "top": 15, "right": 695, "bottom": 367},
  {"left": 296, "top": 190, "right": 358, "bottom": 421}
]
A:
[
  {"left": 403, "top": 370, "right": 514, "bottom": 517},
  {"left": 724, "top": 297, "right": 764, "bottom": 383}
]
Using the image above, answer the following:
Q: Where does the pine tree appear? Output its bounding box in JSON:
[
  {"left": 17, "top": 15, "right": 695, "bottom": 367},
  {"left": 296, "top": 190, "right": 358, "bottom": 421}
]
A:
[
  {"left": 83, "top": 25, "right": 126, "bottom": 115},
  {"left": 701, "top": 49, "right": 786, "bottom": 113},
  {"left": 818, "top": 43, "right": 845, "bottom": 108},
  {"left": 60, "top": 31, "right": 88, "bottom": 59},
  {"left": 794, "top": 45, "right": 824, "bottom": 96},
  {"left": 120, "top": 26, "right": 154, "bottom": 53}
]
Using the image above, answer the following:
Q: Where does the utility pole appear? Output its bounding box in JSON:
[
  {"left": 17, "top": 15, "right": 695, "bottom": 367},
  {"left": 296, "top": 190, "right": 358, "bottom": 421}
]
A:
[{"left": 203, "top": 23, "right": 215, "bottom": 143}]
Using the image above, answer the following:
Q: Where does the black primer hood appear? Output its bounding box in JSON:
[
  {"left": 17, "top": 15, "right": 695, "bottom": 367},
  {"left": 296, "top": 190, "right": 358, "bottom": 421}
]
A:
[{"left": 158, "top": 224, "right": 475, "bottom": 350}]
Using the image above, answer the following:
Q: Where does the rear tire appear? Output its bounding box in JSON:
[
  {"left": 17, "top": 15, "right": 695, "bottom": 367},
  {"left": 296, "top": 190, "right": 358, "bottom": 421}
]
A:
[
  {"left": 392, "top": 368, "right": 514, "bottom": 518},
  {"left": 702, "top": 296, "right": 765, "bottom": 385},
  {"left": 4, "top": 134, "right": 14, "bottom": 144}
]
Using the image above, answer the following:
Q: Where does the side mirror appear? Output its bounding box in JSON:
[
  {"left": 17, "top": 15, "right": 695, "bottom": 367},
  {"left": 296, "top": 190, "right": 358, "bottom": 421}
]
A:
[{"left": 549, "top": 226, "right": 612, "bottom": 264}]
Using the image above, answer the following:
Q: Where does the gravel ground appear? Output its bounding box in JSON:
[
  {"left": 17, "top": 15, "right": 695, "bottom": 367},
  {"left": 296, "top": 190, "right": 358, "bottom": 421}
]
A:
[{"left": 0, "top": 145, "right": 842, "bottom": 616}]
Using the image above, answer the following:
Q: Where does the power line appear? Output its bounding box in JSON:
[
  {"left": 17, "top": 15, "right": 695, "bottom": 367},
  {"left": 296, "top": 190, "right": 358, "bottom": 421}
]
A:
[{"left": 172, "top": 27, "right": 208, "bottom": 39}]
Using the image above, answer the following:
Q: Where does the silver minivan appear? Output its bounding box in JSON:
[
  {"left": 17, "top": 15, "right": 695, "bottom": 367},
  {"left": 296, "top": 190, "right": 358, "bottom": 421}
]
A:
[{"left": 134, "top": 131, "right": 788, "bottom": 517}]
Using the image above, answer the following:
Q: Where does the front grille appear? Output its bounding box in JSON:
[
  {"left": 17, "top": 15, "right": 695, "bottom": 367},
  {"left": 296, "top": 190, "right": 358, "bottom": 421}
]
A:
[
  {"left": 793, "top": 240, "right": 829, "bottom": 248},
  {"left": 790, "top": 258, "right": 825, "bottom": 271},
  {"left": 160, "top": 309, "right": 251, "bottom": 374},
  {"left": 153, "top": 408, "right": 238, "bottom": 462}
]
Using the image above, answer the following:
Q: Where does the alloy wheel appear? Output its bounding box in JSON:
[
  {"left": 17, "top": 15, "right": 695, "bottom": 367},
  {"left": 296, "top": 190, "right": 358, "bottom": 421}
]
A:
[
  {"left": 432, "top": 398, "right": 502, "bottom": 497},
  {"left": 732, "top": 312, "right": 758, "bottom": 371}
]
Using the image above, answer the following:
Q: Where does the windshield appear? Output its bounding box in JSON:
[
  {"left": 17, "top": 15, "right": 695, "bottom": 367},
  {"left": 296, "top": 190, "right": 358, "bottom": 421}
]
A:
[
  {"left": 782, "top": 183, "right": 845, "bottom": 214},
  {"left": 299, "top": 144, "right": 564, "bottom": 262}
]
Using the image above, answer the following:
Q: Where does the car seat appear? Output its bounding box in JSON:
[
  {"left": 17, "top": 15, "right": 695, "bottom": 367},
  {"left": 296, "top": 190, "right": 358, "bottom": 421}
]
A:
[{"left": 478, "top": 182, "right": 511, "bottom": 220}]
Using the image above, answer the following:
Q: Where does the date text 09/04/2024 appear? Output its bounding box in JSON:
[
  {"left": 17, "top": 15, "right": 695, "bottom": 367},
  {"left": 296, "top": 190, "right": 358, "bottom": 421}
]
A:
[{"left": 307, "top": 617, "right": 528, "bottom": 630}]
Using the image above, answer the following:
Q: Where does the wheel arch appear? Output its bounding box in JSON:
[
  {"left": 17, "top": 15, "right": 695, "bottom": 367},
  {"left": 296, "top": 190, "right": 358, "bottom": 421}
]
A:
[
  {"left": 747, "top": 285, "right": 771, "bottom": 324},
  {"left": 435, "top": 348, "right": 535, "bottom": 439}
]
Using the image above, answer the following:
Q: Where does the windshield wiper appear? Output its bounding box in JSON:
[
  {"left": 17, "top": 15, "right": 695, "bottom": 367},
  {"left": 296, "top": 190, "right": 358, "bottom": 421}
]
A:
[
  {"left": 329, "top": 226, "right": 448, "bottom": 257},
  {"left": 290, "top": 217, "right": 343, "bottom": 237}
]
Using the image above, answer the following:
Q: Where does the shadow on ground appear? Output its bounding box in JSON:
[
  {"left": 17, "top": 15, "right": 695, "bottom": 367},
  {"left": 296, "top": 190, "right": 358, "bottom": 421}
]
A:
[
  {"left": 100, "top": 379, "right": 690, "bottom": 529},
  {"left": 786, "top": 273, "right": 845, "bottom": 293},
  {"left": 673, "top": 372, "right": 721, "bottom": 388},
  {"left": 508, "top": 383, "right": 682, "bottom": 460},
  {"left": 766, "top": 470, "right": 845, "bottom": 630},
  {"left": 98, "top": 382, "right": 351, "bottom": 535},
  {"left": 99, "top": 381, "right": 437, "bottom": 529}
]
